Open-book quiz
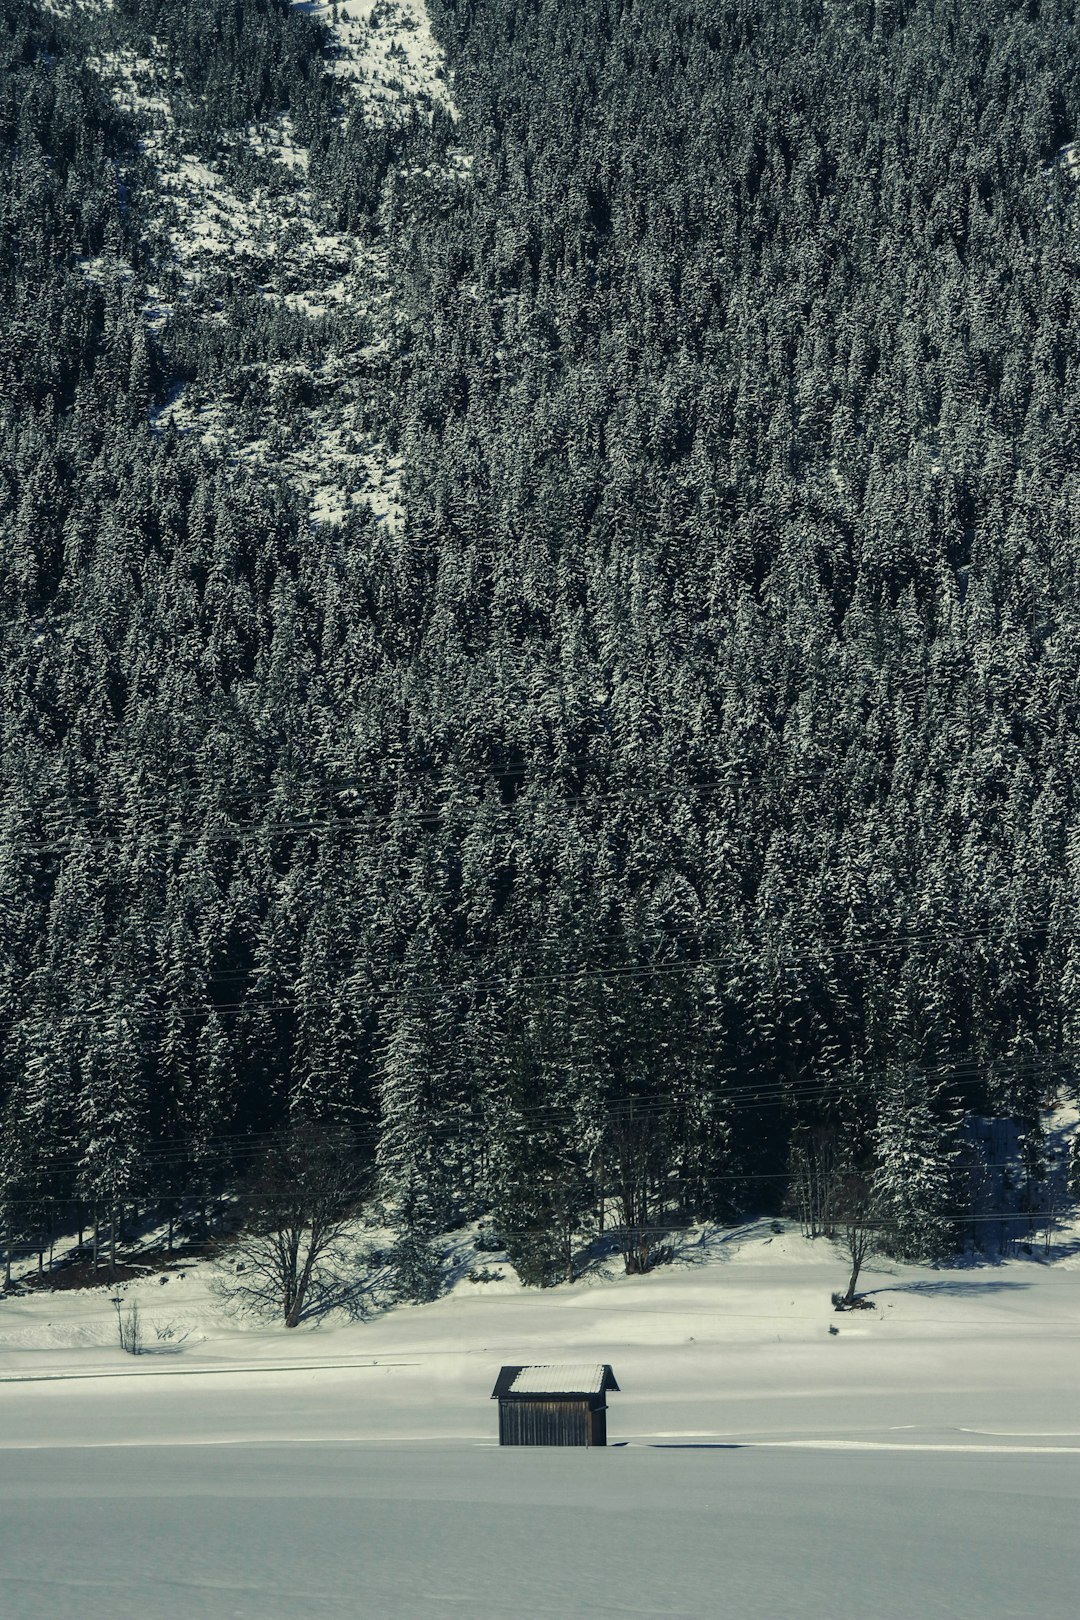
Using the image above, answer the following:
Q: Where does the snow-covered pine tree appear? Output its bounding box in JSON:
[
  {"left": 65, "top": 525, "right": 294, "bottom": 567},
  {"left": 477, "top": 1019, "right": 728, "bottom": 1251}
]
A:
[{"left": 873, "top": 1064, "right": 962, "bottom": 1261}]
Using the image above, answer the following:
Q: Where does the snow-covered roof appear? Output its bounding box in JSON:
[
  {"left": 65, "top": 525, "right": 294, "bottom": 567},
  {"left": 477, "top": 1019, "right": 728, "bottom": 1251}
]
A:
[{"left": 509, "top": 1365, "right": 608, "bottom": 1396}]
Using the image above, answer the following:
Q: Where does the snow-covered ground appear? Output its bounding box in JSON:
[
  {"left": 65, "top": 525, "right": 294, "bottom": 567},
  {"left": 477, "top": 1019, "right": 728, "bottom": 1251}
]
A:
[
  {"left": 3, "top": 1441, "right": 1076, "bottom": 1620},
  {"left": 2, "top": 1225, "right": 1079, "bottom": 1617}
]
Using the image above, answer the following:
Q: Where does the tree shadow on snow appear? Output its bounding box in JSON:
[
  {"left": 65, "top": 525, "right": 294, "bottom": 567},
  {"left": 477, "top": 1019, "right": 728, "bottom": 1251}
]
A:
[
  {"left": 867, "top": 1278, "right": 1032, "bottom": 1298},
  {"left": 667, "top": 1219, "right": 785, "bottom": 1267}
]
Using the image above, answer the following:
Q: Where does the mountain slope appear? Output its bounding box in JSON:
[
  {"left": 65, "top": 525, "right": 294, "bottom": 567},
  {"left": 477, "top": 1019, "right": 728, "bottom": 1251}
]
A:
[{"left": 2, "top": 0, "right": 1080, "bottom": 1282}]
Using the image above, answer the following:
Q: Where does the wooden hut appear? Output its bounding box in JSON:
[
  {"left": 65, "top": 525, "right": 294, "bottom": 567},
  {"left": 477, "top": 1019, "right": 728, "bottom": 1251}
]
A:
[{"left": 491, "top": 1364, "right": 619, "bottom": 1446}]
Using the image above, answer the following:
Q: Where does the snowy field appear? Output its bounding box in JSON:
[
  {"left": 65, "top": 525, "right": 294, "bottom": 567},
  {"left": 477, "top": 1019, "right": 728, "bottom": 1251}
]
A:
[
  {"left": 3, "top": 1441, "right": 1077, "bottom": 1620},
  {"left": 2, "top": 1227, "right": 1079, "bottom": 1618}
]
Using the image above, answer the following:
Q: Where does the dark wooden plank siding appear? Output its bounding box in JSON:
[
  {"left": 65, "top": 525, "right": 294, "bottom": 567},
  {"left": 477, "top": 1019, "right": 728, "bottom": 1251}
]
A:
[{"left": 499, "top": 1399, "right": 590, "bottom": 1446}]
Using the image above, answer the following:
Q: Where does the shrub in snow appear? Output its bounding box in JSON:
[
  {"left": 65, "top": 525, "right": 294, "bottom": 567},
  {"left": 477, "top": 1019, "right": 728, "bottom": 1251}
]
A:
[
  {"left": 1068, "top": 1135, "right": 1080, "bottom": 1202},
  {"left": 112, "top": 1295, "right": 142, "bottom": 1355},
  {"left": 500, "top": 1223, "right": 569, "bottom": 1289},
  {"left": 466, "top": 1266, "right": 503, "bottom": 1284}
]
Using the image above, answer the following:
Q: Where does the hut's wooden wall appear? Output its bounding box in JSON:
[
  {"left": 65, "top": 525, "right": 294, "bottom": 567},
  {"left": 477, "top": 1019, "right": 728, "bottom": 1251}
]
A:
[{"left": 499, "top": 1399, "right": 590, "bottom": 1446}]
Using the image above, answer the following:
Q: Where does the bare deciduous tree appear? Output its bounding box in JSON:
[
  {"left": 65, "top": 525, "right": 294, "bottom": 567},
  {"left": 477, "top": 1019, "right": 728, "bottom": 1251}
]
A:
[
  {"left": 112, "top": 1293, "right": 142, "bottom": 1354},
  {"left": 787, "top": 1124, "right": 844, "bottom": 1239},
  {"left": 224, "top": 1125, "right": 365, "bottom": 1328},
  {"left": 834, "top": 1168, "right": 879, "bottom": 1308},
  {"left": 607, "top": 1107, "right": 671, "bottom": 1275}
]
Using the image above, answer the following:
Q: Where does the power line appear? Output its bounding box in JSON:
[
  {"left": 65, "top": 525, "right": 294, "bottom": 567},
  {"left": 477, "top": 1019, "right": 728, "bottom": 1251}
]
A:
[
  {"left": 0, "top": 1158, "right": 1063, "bottom": 1204},
  {"left": 2, "top": 1052, "right": 1068, "bottom": 1179},
  {"left": 8, "top": 909, "right": 1079, "bottom": 1033},
  {"left": 0, "top": 751, "right": 1065, "bottom": 862}
]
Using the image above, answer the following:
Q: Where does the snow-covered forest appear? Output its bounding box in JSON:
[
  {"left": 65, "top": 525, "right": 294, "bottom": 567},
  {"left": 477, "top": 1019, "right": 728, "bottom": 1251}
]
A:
[{"left": 3, "top": 0, "right": 1080, "bottom": 1289}]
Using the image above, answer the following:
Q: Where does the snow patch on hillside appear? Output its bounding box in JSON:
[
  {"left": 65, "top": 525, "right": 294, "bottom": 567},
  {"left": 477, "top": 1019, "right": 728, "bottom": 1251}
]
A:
[
  {"left": 248, "top": 112, "right": 311, "bottom": 173},
  {"left": 81, "top": 1, "right": 461, "bottom": 531},
  {"left": 293, "top": 0, "right": 458, "bottom": 120},
  {"left": 88, "top": 42, "right": 170, "bottom": 119},
  {"left": 39, "top": 0, "right": 115, "bottom": 17}
]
